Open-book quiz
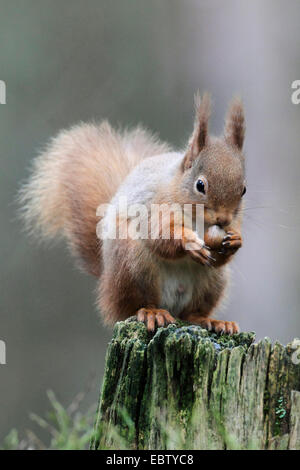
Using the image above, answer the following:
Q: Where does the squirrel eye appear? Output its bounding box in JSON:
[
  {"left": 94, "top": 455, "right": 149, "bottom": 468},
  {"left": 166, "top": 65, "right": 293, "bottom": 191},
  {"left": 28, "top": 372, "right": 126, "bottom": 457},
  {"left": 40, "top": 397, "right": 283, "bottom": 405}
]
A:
[
  {"left": 242, "top": 186, "right": 246, "bottom": 197},
  {"left": 196, "top": 179, "right": 205, "bottom": 194}
]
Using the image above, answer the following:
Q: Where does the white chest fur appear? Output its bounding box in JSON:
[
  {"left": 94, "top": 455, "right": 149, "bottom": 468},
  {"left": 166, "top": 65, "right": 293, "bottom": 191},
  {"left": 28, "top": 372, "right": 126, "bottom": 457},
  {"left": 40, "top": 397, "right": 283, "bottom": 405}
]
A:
[{"left": 158, "top": 258, "right": 204, "bottom": 316}]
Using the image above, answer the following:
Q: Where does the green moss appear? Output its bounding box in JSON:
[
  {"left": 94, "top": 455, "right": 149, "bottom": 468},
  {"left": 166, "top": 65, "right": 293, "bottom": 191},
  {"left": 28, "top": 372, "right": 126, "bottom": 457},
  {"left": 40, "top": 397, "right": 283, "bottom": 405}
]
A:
[
  {"left": 125, "top": 317, "right": 255, "bottom": 351},
  {"left": 92, "top": 319, "right": 300, "bottom": 450},
  {"left": 274, "top": 395, "right": 287, "bottom": 436}
]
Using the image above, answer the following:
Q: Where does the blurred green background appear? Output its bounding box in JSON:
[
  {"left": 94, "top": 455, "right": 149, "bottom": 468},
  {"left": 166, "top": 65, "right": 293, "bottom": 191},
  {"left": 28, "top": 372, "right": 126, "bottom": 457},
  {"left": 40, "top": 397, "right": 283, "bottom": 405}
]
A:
[{"left": 0, "top": 0, "right": 299, "bottom": 443}]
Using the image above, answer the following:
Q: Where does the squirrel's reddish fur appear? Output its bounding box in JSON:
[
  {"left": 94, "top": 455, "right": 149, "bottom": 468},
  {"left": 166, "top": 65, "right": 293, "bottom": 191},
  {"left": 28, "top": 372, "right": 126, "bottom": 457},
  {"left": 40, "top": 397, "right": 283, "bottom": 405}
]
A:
[{"left": 21, "top": 94, "right": 246, "bottom": 334}]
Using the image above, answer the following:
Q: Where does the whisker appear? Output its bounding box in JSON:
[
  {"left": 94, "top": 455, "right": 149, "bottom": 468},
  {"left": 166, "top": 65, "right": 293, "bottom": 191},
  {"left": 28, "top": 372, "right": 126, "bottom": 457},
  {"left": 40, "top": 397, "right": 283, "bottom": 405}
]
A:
[
  {"left": 250, "top": 190, "right": 273, "bottom": 193},
  {"left": 240, "top": 207, "right": 270, "bottom": 211},
  {"left": 241, "top": 214, "right": 268, "bottom": 231},
  {"left": 231, "top": 260, "right": 247, "bottom": 282},
  {"left": 242, "top": 213, "right": 295, "bottom": 231}
]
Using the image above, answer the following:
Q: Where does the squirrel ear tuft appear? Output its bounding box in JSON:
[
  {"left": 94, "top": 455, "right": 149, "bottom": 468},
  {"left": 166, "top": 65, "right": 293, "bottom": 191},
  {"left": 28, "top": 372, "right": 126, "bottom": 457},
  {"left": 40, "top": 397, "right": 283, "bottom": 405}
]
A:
[
  {"left": 182, "top": 92, "right": 211, "bottom": 170},
  {"left": 224, "top": 97, "right": 245, "bottom": 150}
]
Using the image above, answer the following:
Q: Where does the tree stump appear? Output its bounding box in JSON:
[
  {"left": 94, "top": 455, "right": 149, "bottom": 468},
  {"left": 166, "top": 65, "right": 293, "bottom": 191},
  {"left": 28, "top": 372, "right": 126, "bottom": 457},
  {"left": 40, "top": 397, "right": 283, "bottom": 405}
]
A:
[{"left": 91, "top": 319, "right": 300, "bottom": 450}]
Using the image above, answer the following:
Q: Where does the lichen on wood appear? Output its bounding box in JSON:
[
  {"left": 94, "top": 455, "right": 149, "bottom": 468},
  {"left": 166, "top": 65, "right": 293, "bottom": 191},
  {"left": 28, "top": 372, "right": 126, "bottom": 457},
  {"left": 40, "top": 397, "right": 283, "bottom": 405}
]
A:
[{"left": 91, "top": 319, "right": 300, "bottom": 450}]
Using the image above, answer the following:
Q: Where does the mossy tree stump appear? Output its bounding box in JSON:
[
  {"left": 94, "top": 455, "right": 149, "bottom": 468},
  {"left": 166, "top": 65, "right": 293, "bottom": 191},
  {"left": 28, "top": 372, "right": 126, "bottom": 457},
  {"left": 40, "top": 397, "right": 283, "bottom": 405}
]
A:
[{"left": 91, "top": 319, "right": 300, "bottom": 450}]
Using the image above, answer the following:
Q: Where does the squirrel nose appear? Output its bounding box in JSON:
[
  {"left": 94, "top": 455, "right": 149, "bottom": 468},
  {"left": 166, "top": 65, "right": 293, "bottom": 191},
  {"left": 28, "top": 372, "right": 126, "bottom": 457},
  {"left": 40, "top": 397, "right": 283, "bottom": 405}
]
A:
[{"left": 216, "top": 215, "right": 231, "bottom": 228}]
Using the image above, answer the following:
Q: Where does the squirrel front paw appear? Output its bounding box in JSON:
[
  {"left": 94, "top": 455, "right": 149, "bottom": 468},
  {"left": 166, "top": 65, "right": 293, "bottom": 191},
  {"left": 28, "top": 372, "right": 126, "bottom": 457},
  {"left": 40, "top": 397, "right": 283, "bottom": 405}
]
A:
[
  {"left": 182, "top": 234, "right": 215, "bottom": 266},
  {"left": 219, "top": 231, "right": 242, "bottom": 255},
  {"left": 136, "top": 308, "right": 175, "bottom": 332}
]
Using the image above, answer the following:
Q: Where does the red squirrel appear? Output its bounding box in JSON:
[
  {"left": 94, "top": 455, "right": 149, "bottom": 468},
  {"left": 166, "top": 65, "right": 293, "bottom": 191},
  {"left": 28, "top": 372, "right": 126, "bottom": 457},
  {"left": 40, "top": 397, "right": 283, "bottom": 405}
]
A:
[{"left": 21, "top": 93, "right": 246, "bottom": 335}]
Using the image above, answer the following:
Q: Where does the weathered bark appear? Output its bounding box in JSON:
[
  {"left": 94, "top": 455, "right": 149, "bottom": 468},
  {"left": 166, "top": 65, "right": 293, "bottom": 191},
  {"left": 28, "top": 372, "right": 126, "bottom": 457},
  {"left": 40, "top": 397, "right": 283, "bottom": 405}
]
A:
[{"left": 91, "top": 319, "right": 300, "bottom": 450}]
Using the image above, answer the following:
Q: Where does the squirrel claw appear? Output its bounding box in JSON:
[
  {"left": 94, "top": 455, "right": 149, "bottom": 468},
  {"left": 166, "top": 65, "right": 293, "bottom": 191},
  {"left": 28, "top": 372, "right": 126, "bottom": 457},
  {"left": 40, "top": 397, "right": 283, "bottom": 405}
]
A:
[
  {"left": 188, "top": 246, "right": 214, "bottom": 266},
  {"left": 221, "top": 231, "right": 242, "bottom": 253},
  {"left": 186, "top": 316, "right": 240, "bottom": 335},
  {"left": 137, "top": 308, "right": 175, "bottom": 332}
]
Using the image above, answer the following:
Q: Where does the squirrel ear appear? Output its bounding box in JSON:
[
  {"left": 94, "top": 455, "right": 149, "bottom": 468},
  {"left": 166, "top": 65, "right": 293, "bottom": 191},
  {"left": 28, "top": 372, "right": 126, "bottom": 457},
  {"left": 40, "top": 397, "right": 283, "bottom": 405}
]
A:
[
  {"left": 224, "top": 97, "right": 245, "bottom": 150},
  {"left": 182, "top": 92, "right": 211, "bottom": 170}
]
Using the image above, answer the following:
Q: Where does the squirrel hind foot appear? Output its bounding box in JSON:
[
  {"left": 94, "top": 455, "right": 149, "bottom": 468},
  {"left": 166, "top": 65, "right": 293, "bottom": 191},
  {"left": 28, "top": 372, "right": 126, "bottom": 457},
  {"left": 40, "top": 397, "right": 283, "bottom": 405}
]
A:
[
  {"left": 185, "top": 315, "right": 239, "bottom": 336},
  {"left": 136, "top": 308, "right": 175, "bottom": 332}
]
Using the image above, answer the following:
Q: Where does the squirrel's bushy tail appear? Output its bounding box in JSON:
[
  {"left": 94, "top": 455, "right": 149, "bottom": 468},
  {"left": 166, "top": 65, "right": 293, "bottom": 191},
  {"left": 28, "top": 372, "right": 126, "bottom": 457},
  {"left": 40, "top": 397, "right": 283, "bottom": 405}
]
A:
[{"left": 20, "top": 121, "right": 170, "bottom": 276}]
